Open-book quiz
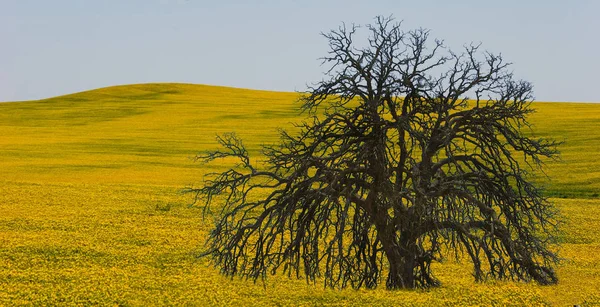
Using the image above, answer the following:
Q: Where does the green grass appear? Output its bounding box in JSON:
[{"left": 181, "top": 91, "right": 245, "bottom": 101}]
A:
[{"left": 0, "top": 83, "right": 599, "bottom": 306}]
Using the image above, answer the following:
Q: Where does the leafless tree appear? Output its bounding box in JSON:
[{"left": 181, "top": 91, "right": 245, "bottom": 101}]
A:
[{"left": 187, "top": 16, "right": 560, "bottom": 289}]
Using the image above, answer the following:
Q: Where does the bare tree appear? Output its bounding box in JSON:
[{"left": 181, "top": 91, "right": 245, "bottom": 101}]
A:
[{"left": 188, "top": 16, "right": 560, "bottom": 289}]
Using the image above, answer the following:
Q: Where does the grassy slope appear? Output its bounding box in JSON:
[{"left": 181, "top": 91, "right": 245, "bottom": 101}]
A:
[{"left": 0, "top": 83, "right": 599, "bottom": 306}]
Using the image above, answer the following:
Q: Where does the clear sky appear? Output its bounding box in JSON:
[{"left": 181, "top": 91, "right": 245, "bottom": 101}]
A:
[{"left": 1, "top": 0, "right": 599, "bottom": 102}]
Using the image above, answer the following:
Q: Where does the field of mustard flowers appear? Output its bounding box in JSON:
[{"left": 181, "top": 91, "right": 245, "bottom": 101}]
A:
[{"left": 0, "top": 83, "right": 599, "bottom": 306}]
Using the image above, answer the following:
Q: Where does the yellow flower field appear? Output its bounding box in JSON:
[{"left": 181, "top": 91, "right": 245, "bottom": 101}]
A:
[{"left": 0, "top": 83, "right": 599, "bottom": 306}]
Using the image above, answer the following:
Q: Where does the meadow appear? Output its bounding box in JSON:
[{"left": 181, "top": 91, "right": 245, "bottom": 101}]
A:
[{"left": 0, "top": 83, "right": 599, "bottom": 306}]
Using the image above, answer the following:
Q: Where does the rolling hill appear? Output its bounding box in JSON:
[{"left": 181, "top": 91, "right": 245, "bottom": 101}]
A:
[{"left": 0, "top": 83, "right": 598, "bottom": 305}]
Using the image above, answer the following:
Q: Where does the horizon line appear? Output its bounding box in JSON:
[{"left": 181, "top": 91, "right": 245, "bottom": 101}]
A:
[{"left": 1, "top": 82, "right": 599, "bottom": 104}]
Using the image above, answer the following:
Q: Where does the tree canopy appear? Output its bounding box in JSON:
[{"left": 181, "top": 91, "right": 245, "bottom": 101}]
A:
[{"left": 188, "top": 16, "right": 560, "bottom": 289}]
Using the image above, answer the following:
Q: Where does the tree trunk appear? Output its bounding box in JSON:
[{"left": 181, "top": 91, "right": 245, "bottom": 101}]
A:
[
  {"left": 386, "top": 235, "right": 418, "bottom": 289},
  {"left": 375, "top": 216, "right": 417, "bottom": 289}
]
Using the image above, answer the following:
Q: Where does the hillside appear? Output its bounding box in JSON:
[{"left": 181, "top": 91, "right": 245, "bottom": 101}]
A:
[
  {"left": 1, "top": 83, "right": 599, "bottom": 196},
  {"left": 0, "top": 83, "right": 599, "bottom": 305},
  {"left": 0, "top": 83, "right": 299, "bottom": 187}
]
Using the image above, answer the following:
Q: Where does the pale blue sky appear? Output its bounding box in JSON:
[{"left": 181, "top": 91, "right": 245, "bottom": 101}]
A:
[{"left": 1, "top": 0, "right": 599, "bottom": 102}]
